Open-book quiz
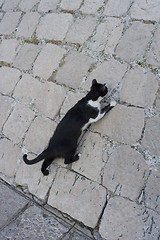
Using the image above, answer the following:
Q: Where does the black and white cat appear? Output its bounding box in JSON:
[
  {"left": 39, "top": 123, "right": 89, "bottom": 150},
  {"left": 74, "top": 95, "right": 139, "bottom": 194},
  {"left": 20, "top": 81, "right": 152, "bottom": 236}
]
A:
[{"left": 23, "top": 79, "right": 116, "bottom": 176}]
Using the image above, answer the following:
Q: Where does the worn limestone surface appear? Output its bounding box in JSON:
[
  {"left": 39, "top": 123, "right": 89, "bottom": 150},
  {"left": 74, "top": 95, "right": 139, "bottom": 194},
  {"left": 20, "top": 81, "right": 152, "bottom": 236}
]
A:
[
  {"left": 0, "top": 95, "right": 13, "bottom": 128},
  {"left": 36, "top": 13, "right": 73, "bottom": 41},
  {"left": 55, "top": 50, "right": 93, "bottom": 89},
  {"left": 65, "top": 16, "right": 96, "bottom": 45},
  {"left": 89, "top": 17, "right": 123, "bottom": 54},
  {"left": 115, "top": 21, "right": 154, "bottom": 62},
  {"left": 0, "top": 181, "right": 29, "bottom": 229},
  {"left": 91, "top": 104, "right": 145, "bottom": 145},
  {"left": 141, "top": 116, "right": 160, "bottom": 156},
  {"left": 83, "top": 59, "right": 128, "bottom": 90},
  {"left": 16, "top": 12, "right": 40, "bottom": 38},
  {"left": 33, "top": 43, "right": 67, "bottom": 79},
  {"left": 13, "top": 43, "right": 40, "bottom": 71},
  {"left": 48, "top": 168, "right": 106, "bottom": 229},
  {"left": 146, "top": 26, "right": 160, "bottom": 68},
  {"left": 103, "top": 0, "right": 131, "bottom": 17},
  {"left": 0, "top": 12, "right": 21, "bottom": 35},
  {"left": 24, "top": 116, "right": 57, "bottom": 154},
  {"left": 130, "top": 0, "right": 160, "bottom": 22},
  {"left": 0, "top": 66, "right": 20, "bottom": 95},
  {"left": 0, "top": 39, "right": 19, "bottom": 63},
  {"left": 0, "top": 0, "right": 160, "bottom": 239},
  {"left": 19, "top": 0, "right": 40, "bottom": 11},
  {"left": 0, "top": 181, "right": 93, "bottom": 240},
  {"left": 99, "top": 196, "right": 160, "bottom": 240},
  {"left": 103, "top": 145, "right": 149, "bottom": 201},
  {"left": 15, "top": 158, "right": 58, "bottom": 201},
  {"left": 72, "top": 131, "right": 107, "bottom": 183},
  {"left": 119, "top": 67, "right": 158, "bottom": 107},
  {"left": 38, "top": 0, "right": 60, "bottom": 12}
]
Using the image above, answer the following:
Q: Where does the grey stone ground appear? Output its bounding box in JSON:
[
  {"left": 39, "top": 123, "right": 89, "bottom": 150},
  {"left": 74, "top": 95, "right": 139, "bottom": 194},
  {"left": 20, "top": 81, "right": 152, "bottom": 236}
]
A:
[{"left": 0, "top": 0, "right": 160, "bottom": 239}]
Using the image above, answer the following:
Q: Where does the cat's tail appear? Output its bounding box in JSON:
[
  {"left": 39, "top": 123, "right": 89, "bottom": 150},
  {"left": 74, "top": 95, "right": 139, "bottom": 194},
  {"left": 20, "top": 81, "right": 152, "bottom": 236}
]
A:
[{"left": 23, "top": 148, "right": 51, "bottom": 165}]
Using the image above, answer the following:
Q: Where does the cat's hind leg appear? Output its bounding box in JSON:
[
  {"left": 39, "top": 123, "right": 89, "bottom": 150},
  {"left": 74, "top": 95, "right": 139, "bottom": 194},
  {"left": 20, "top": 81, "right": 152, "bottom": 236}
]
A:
[
  {"left": 64, "top": 153, "right": 80, "bottom": 164},
  {"left": 41, "top": 157, "right": 53, "bottom": 176}
]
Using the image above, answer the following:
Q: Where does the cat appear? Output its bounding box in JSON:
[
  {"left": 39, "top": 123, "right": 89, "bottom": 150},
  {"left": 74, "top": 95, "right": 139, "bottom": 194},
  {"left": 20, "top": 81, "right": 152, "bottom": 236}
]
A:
[{"left": 23, "top": 79, "right": 116, "bottom": 176}]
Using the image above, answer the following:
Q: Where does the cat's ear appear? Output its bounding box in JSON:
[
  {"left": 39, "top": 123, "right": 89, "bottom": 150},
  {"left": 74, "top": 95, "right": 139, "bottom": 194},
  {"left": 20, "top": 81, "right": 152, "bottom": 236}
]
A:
[{"left": 92, "top": 79, "right": 97, "bottom": 86}]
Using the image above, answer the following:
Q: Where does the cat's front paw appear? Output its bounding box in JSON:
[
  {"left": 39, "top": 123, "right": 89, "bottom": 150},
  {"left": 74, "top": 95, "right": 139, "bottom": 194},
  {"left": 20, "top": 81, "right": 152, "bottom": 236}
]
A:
[{"left": 110, "top": 100, "right": 117, "bottom": 107}]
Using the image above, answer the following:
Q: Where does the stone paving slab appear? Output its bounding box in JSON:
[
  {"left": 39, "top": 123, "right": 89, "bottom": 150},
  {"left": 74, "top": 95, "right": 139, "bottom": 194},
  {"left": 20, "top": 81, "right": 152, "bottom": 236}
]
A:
[
  {"left": 0, "top": 138, "right": 21, "bottom": 178},
  {"left": 36, "top": 13, "right": 73, "bottom": 41},
  {"left": 103, "top": 145, "right": 149, "bottom": 201},
  {"left": 19, "top": 0, "right": 39, "bottom": 11},
  {"left": 115, "top": 21, "right": 154, "bottom": 62},
  {"left": 65, "top": 16, "right": 96, "bottom": 45},
  {"left": 104, "top": 0, "right": 131, "bottom": 17},
  {"left": 89, "top": 17, "right": 123, "bottom": 54},
  {"left": 3, "top": 103, "right": 35, "bottom": 144},
  {"left": 91, "top": 104, "right": 145, "bottom": 144},
  {"left": 0, "top": 11, "right": 21, "bottom": 35},
  {"left": 99, "top": 196, "right": 160, "bottom": 240},
  {"left": 130, "top": 0, "right": 160, "bottom": 22},
  {"left": 24, "top": 116, "right": 57, "bottom": 154},
  {"left": 146, "top": 26, "right": 160, "bottom": 68},
  {"left": 15, "top": 159, "right": 58, "bottom": 202},
  {"left": 119, "top": 67, "right": 158, "bottom": 107},
  {"left": 80, "top": 0, "right": 104, "bottom": 15},
  {"left": 13, "top": 74, "right": 42, "bottom": 104},
  {"left": 55, "top": 50, "right": 93, "bottom": 89},
  {"left": 144, "top": 167, "right": 160, "bottom": 213},
  {"left": 0, "top": 66, "right": 20, "bottom": 96},
  {"left": 48, "top": 168, "right": 106, "bottom": 228},
  {"left": 34, "top": 81, "right": 66, "bottom": 118},
  {"left": 141, "top": 116, "right": 160, "bottom": 156},
  {"left": 83, "top": 59, "right": 127, "bottom": 90},
  {"left": 13, "top": 43, "right": 40, "bottom": 71},
  {"left": 72, "top": 131, "right": 107, "bottom": 183},
  {"left": 0, "top": 95, "right": 13, "bottom": 128},
  {"left": 33, "top": 43, "right": 66, "bottom": 80},
  {"left": 0, "top": 0, "right": 160, "bottom": 239},
  {"left": 60, "top": 0, "right": 82, "bottom": 11},
  {"left": 2, "top": 0, "right": 20, "bottom": 11},
  {"left": 0, "top": 181, "right": 92, "bottom": 240},
  {"left": 0, "top": 39, "right": 19, "bottom": 63},
  {"left": 0, "top": 181, "right": 29, "bottom": 229},
  {"left": 1, "top": 205, "right": 70, "bottom": 240},
  {"left": 16, "top": 12, "right": 40, "bottom": 39},
  {"left": 38, "top": 0, "right": 59, "bottom": 12}
]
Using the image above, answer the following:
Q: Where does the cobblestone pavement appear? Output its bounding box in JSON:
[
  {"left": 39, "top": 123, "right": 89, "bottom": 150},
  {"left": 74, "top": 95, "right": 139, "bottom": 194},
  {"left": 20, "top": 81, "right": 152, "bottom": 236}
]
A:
[{"left": 0, "top": 0, "right": 160, "bottom": 239}]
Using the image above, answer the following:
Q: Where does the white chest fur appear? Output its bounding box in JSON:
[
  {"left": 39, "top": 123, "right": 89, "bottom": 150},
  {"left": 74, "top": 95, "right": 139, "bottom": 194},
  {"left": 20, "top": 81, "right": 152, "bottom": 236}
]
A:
[
  {"left": 87, "top": 99, "right": 101, "bottom": 110},
  {"left": 82, "top": 97, "right": 104, "bottom": 131}
]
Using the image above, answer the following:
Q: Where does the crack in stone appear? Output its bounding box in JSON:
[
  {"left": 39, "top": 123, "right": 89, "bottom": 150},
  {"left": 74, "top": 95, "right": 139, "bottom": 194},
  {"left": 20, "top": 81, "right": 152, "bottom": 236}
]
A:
[
  {"left": 44, "top": 166, "right": 60, "bottom": 204},
  {"left": 94, "top": 191, "right": 108, "bottom": 231},
  {"left": 143, "top": 24, "right": 158, "bottom": 58},
  {"left": 1, "top": 97, "right": 15, "bottom": 133}
]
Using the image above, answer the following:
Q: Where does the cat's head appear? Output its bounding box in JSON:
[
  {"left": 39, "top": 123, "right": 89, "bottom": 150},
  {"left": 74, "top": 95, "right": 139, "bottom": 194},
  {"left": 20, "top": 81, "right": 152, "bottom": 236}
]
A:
[{"left": 90, "top": 79, "right": 108, "bottom": 100}]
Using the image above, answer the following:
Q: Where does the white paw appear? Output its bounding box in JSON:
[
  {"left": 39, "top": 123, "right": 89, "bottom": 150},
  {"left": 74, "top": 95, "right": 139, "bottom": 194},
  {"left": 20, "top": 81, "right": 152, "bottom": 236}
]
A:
[
  {"left": 110, "top": 100, "right": 117, "bottom": 107},
  {"left": 78, "top": 153, "right": 81, "bottom": 158}
]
